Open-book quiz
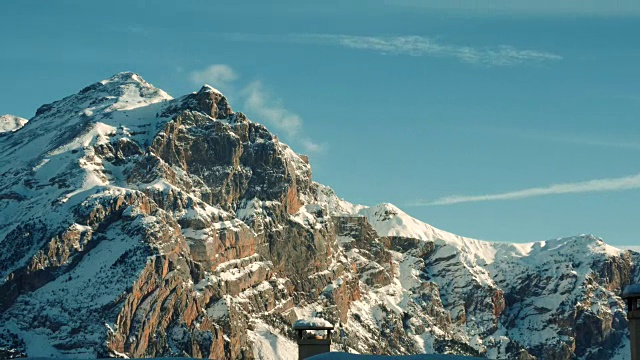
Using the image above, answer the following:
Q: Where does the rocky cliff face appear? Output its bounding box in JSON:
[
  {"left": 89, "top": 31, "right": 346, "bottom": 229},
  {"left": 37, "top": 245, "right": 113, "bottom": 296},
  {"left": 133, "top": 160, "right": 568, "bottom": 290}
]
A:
[{"left": 0, "top": 73, "right": 638, "bottom": 359}]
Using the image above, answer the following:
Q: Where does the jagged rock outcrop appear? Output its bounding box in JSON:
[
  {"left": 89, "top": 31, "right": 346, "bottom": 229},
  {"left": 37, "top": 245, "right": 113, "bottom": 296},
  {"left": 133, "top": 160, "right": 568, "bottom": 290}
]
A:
[
  {"left": 0, "top": 114, "right": 28, "bottom": 134},
  {"left": 0, "top": 73, "right": 638, "bottom": 359}
]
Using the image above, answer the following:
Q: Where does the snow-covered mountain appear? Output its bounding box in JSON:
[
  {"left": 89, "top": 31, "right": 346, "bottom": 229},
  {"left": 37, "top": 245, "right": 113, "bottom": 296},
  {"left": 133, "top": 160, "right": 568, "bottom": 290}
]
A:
[
  {"left": 0, "top": 73, "right": 638, "bottom": 359},
  {"left": 0, "top": 114, "right": 28, "bottom": 133}
]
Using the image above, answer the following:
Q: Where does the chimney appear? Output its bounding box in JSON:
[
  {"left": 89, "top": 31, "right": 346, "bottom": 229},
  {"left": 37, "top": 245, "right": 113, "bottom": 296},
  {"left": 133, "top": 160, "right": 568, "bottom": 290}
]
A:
[
  {"left": 293, "top": 318, "right": 334, "bottom": 360},
  {"left": 623, "top": 284, "right": 640, "bottom": 360}
]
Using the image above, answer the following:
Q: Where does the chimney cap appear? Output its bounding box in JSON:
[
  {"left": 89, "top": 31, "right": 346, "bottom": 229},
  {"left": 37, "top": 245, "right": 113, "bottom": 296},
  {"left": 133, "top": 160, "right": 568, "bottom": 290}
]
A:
[
  {"left": 293, "top": 318, "right": 334, "bottom": 330},
  {"left": 622, "top": 284, "right": 640, "bottom": 299}
]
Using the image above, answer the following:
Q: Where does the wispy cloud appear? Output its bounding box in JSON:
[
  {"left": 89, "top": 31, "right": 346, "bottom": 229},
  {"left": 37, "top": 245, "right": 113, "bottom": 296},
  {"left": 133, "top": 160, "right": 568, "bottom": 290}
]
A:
[
  {"left": 301, "top": 139, "right": 325, "bottom": 153},
  {"left": 242, "top": 81, "right": 302, "bottom": 136},
  {"left": 539, "top": 135, "right": 640, "bottom": 150},
  {"left": 492, "top": 127, "right": 640, "bottom": 151},
  {"left": 242, "top": 81, "right": 325, "bottom": 153},
  {"left": 188, "top": 64, "right": 324, "bottom": 154},
  {"left": 189, "top": 64, "right": 238, "bottom": 89},
  {"left": 411, "top": 173, "right": 640, "bottom": 206},
  {"left": 223, "top": 33, "right": 562, "bottom": 66},
  {"left": 385, "top": 0, "right": 640, "bottom": 17},
  {"left": 308, "top": 34, "right": 561, "bottom": 66}
]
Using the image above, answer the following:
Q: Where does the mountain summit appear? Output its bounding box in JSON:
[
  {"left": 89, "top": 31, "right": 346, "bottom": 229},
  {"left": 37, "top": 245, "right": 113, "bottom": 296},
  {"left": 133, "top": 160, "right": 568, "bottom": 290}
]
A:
[
  {"left": 0, "top": 114, "right": 28, "bottom": 133},
  {"left": 0, "top": 73, "right": 637, "bottom": 359}
]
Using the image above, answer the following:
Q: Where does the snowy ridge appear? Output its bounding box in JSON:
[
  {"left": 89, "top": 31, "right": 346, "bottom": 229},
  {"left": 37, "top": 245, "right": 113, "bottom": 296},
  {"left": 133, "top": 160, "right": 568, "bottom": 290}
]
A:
[
  {"left": 0, "top": 73, "right": 183, "bottom": 261},
  {"left": 323, "top": 201, "right": 636, "bottom": 358},
  {"left": 309, "top": 354, "right": 481, "bottom": 360},
  {"left": 0, "top": 114, "right": 28, "bottom": 133},
  {"left": 0, "top": 72, "right": 172, "bottom": 170},
  {"left": 353, "top": 202, "right": 624, "bottom": 264}
]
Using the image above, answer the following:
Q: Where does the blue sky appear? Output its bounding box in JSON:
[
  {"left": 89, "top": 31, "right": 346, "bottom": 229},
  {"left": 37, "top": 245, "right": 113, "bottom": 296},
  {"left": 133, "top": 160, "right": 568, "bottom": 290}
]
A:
[{"left": 1, "top": 0, "right": 639, "bottom": 246}]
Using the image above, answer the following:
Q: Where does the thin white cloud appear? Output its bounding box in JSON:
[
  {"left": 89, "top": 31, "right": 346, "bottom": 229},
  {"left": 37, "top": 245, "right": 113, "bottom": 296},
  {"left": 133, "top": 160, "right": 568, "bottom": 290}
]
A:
[
  {"left": 125, "top": 25, "right": 148, "bottom": 36},
  {"left": 242, "top": 81, "right": 302, "bottom": 137},
  {"left": 222, "top": 33, "right": 562, "bottom": 66},
  {"left": 385, "top": 0, "right": 640, "bottom": 17},
  {"left": 413, "top": 173, "right": 640, "bottom": 206},
  {"left": 310, "top": 34, "right": 561, "bottom": 66},
  {"left": 187, "top": 66, "right": 324, "bottom": 154},
  {"left": 242, "top": 81, "right": 325, "bottom": 153},
  {"left": 301, "top": 139, "right": 326, "bottom": 153},
  {"left": 189, "top": 64, "right": 238, "bottom": 88},
  {"left": 542, "top": 135, "right": 640, "bottom": 150},
  {"left": 492, "top": 127, "right": 640, "bottom": 151},
  {"left": 492, "top": 127, "right": 640, "bottom": 150}
]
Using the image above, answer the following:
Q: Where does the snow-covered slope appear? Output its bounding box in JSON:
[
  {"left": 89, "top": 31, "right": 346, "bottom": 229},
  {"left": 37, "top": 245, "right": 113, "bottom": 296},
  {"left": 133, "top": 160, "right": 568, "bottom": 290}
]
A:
[
  {"left": 327, "top": 202, "right": 638, "bottom": 359},
  {"left": 0, "top": 73, "right": 637, "bottom": 360},
  {"left": 309, "top": 354, "right": 481, "bottom": 359},
  {"left": 0, "top": 114, "right": 28, "bottom": 133},
  {"left": 619, "top": 245, "right": 640, "bottom": 253}
]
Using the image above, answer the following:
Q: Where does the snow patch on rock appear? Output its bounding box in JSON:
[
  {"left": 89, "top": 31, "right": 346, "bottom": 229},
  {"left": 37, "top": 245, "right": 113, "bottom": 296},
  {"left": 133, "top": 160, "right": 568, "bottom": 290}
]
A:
[{"left": 0, "top": 114, "right": 28, "bottom": 133}]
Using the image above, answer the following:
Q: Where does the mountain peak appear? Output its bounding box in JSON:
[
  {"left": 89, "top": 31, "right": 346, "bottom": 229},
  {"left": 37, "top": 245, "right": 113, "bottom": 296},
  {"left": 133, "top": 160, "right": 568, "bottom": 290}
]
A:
[
  {"left": 180, "top": 84, "right": 233, "bottom": 119},
  {"left": 33, "top": 72, "right": 172, "bottom": 119},
  {"left": 0, "top": 114, "right": 28, "bottom": 133},
  {"left": 100, "top": 71, "right": 146, "bottom": 85},
  {"left": 86, "top": 71, "right": 169, "bottom": 102},
  {"left": 198, "top": 84, "right": 224, "bottom": 96}
]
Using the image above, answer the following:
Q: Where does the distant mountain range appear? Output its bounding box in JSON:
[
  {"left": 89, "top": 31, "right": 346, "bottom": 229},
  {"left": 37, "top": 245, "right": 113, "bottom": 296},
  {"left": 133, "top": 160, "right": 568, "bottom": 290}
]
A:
[{"left": 0, "top": 73, "right": 637, "bottom": 359}]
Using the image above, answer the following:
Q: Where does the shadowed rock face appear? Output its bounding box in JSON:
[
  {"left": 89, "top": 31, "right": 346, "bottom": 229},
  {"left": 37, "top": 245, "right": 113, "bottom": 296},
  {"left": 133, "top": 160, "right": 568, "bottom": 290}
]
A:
[
  {"left": 148, "top": 109, "right": 307, "bottom": 216},
  {"left": 0, "top": 73, "right": 638, "bottom": 359}
]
